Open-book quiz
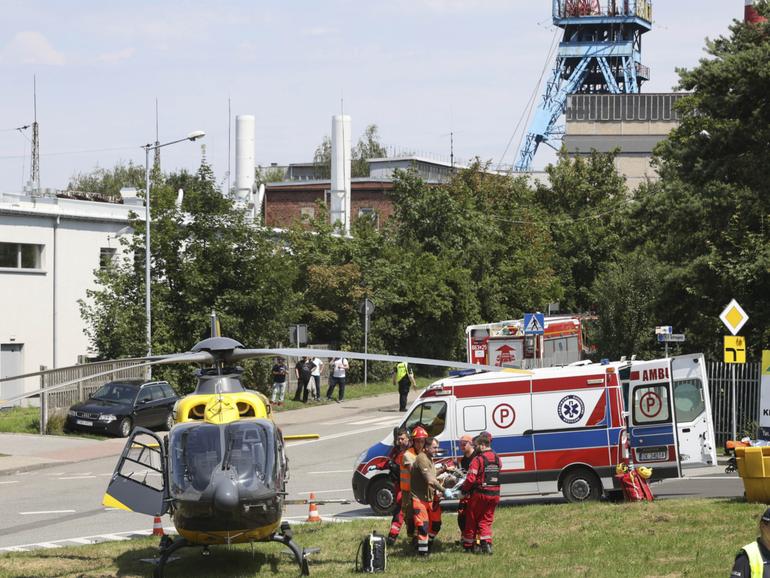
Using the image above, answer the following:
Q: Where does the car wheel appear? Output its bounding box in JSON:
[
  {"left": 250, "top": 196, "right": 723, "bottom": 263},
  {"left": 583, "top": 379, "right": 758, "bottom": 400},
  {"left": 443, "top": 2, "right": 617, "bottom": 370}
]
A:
[
  {"left": 163, "top": 411, "right": 174, "bottom": 431},
  {"left": 118, "top": 417, "right": 132, "bottom": 438},
  {"left": 366, "top": 476, "right": 397, "bottom": 516},
  {"left": 561, "top": 468, "right": 602, "bottom": 503}
]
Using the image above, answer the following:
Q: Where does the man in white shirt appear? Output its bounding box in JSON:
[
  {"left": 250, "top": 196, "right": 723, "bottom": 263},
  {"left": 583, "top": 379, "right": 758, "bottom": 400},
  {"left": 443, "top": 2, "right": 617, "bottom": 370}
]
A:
[
  {"left": 326, "top": 357, "right": 349, "bottom": 403},
  {"left": 310, "top": 357, "right": 323, "bottom": 401}
]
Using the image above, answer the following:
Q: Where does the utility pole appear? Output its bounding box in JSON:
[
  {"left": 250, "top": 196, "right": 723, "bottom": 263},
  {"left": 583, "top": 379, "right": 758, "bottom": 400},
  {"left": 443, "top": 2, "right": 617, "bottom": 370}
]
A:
[{"left": 153, "top": 99, "right": 161, "bottom": 172}]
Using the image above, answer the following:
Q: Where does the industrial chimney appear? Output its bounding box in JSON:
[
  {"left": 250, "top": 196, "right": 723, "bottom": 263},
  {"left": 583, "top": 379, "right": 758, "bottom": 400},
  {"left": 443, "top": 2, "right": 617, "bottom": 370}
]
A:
[
  {"left": 745, "top": 0, "right": 767, "bottom": 23},
  {"left": 235, "top": 114, "right": 256, "bottom": 210},
  {"left": 330, "top": 114, "right": 352, "bottom": 235}
]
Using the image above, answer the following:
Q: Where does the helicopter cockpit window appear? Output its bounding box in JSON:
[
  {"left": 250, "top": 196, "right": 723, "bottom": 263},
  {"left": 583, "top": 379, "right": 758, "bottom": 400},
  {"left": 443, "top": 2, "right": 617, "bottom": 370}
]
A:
[
  {"left": 223, "top": 421, "right": 275, "bottom": 489},
  {"left": 170, "top": 423, "right": 222, "bottom": 495}
]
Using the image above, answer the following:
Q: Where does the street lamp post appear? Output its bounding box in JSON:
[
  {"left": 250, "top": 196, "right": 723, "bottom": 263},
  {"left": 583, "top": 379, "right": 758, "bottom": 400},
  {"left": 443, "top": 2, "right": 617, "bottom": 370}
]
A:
[{"left": 143, "top": 131, "right": 205, "bottom": 371}]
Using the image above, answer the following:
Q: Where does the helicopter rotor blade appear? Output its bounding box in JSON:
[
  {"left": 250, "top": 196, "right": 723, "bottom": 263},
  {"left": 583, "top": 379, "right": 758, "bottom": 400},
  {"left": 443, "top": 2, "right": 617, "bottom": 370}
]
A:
[
  {"left": 0, "top": 351, "right": 215, "bottom": 408},
  {"left": 227, "top": 348, "right": 530, "bottom": 375},
  {"left": 0, "top": 357, "right": 149, "bottom": 383}
]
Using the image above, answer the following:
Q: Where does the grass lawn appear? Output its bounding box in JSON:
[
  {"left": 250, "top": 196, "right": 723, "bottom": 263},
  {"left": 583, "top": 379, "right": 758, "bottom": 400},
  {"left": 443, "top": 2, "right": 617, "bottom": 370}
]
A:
[
  {"left": 271, "top": 376, "right": 435, "bottom": 412},
  {"left": 0, "top": 407, "right": 39, "bottom": 434},
  {"left": 0, "top": 498, "right": 761, "bottom": 577}
]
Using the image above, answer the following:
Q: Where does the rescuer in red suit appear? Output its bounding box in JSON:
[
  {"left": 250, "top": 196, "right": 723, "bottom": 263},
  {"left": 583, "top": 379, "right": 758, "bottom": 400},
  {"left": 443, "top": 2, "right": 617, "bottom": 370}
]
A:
[{"left": 460, "top": 432, "right": 501, "bottom": 554}]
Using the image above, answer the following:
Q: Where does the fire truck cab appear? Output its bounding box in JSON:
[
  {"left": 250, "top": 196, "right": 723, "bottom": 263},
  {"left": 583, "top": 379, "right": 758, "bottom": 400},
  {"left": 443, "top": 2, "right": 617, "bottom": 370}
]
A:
[{"left": 352, "top": 353, "right": 716, "bottom": 515}]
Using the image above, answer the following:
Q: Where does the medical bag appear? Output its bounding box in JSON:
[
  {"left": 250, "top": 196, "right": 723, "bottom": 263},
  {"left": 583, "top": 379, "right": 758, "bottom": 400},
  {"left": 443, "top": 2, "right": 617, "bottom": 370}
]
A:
[{"left": 356, "top": 531, "right": 387, "bottom": 573}]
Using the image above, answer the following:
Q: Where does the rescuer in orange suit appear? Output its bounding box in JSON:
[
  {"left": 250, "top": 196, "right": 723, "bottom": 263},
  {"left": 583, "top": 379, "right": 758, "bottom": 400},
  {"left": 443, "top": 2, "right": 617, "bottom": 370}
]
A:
[
  {"left": 460, "top": 432, "right": 501, "bottom": 554},
  {"left": 386, "top": 427, "right": 411, "bottom": 546},
  {"left": 388, "top": 425, "right": 427, "bottom": 545},
  {"left": 411, "top": 436, "right": 447, "bottom": 556}
]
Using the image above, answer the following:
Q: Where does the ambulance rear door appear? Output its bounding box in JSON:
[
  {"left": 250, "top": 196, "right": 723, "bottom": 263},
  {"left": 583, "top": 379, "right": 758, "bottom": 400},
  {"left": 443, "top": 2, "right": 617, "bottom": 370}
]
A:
[
  {"left": 671, "top": 354, "right": 717, "bottom": 468},
  {"left": 628, "top": 359, "right": 681, "bottom": 479},
  {"left": 453, "top": 377, "right": 537, "bottom": 494}
]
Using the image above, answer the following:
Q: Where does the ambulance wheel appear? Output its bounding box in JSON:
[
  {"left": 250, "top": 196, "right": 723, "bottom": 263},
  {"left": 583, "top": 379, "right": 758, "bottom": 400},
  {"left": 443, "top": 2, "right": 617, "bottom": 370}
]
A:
[
  {"left": 367, "top": 477, "right": 397, "bottom": 516},
  {"left": 561, "top": 468, "right": 601, "bottom": 502}
]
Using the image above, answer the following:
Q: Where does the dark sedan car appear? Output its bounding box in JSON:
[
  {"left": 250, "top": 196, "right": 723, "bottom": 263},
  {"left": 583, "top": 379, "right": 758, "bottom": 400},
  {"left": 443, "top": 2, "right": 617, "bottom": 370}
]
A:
[{"left": 65, "top": 379, "right": 178, "bottom": 437}]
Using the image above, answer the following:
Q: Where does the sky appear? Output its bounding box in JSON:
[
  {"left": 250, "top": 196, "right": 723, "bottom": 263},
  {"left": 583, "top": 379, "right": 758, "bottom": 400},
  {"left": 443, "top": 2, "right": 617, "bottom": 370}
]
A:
[{"left": 0, "top": 1, "right": 743, "bottom": 193}]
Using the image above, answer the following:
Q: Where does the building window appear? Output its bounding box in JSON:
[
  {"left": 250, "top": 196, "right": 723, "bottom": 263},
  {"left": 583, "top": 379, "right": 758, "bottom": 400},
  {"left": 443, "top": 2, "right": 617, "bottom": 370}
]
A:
[
  {"left": 0, "top": 242, "right": 43, "bottom": 269},
  {"left": 100, "top": 247, "right": 117, "bottom": 270},
  {"left": 357, "top": 208, "right": 380, "bottom": 228},
  {"left": 300, "top": 207, "right": 315, "bottom": 221}
]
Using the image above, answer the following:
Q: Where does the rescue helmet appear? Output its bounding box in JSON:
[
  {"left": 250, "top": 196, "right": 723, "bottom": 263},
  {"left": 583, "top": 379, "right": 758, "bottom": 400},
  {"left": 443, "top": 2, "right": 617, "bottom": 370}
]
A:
[
  {"left": 411, "top": 426, "right": 429, "bottom": 439},
  {"left": 637, "top": 466, "right": 653, "bottom": 479},
  {"left": 615, "top": 462, "right": 629, "bottom": 475}
]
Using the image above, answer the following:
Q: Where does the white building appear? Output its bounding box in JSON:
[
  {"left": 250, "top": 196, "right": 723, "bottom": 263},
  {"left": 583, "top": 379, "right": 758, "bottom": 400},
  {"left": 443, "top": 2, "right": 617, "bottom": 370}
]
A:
[{"left": 0, "top": 190, "right": 143, "bottom": 400}]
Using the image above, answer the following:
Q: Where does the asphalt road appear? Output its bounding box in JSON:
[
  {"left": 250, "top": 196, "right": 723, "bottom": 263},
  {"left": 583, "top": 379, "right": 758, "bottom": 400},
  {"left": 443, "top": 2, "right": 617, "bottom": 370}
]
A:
[{"left": 0, "top": 393, "right": 747, "bottom": 551}]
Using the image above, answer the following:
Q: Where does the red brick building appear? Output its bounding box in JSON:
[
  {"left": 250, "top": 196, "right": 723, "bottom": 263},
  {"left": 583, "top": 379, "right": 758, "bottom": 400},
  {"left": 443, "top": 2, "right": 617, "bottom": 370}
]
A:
[{"left": 264, "top": 178, "right": 395, "bottom": 229}]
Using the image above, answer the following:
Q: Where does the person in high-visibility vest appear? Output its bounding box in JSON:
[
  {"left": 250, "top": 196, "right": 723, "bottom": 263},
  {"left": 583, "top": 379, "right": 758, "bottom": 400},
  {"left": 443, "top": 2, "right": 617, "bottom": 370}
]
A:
[
  {"left": 731, "top": 507, "right": 770, "bottom": 577},
  {"left": 393, "top": 361, "right": 416, "bottom": 412},
  {"left": 386, "top": 427, "right": 411, "bottom": 546},
  {"left": 391, "top": 425, "right": 428, "bottom": 545}
]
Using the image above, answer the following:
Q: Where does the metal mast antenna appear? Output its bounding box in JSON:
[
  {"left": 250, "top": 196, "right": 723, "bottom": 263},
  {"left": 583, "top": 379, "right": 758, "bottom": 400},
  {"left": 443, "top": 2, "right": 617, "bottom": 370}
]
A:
[
  {"left": 31, "top": 75, "right": 40, "bottom": 195},
  {"left": 227, "top": 97, "right": 231, "bottom": 196},
  {"left": 153, "top": 99, "right": 161, "bottom": 171},
  {"left": 515, "top": 0, "right": 653, "bottom": 172}
]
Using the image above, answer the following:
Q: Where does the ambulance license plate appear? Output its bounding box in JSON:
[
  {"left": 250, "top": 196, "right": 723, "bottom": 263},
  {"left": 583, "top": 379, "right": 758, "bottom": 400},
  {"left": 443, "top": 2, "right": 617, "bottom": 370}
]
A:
[
  {"left": 637, "top": 448, "right": 667, "bottom": 462},
  {"left": 76, "top": 419, "right": 93, "bottom": 426}
]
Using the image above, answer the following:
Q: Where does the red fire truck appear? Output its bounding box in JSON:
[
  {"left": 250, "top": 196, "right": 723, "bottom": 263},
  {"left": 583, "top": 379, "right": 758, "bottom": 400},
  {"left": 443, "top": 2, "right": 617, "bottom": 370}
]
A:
[{"left": 466, "top": 315, "right": 590, "bottom": 369}]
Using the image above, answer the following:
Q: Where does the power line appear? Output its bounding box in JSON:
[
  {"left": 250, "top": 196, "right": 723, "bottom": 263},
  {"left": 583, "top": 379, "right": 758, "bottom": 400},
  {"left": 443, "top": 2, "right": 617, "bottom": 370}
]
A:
[
  {"left": 486, "top": 199, "right": 636, "bottom": 227},
  {"left": 0, "top": 145, "right": 136, "bottom": 160}
]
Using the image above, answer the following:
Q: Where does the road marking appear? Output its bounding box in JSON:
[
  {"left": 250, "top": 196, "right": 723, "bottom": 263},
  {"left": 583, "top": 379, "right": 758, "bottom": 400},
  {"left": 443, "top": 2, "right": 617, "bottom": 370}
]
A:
[
  {"left": 68, "top": 538, "right": 93, "bottom": 545},
  {"left": 0, "top": 480, "right": 19, "bottom": 485},
  {"left": 100, "top": 534, "right": 130, "bottom": 541},
  {"left": 58, "top": 475, "right": 96, "bottom": 480},
  {"left": 288, "top": 424, "right": 394, "bottom": 447},
  {"left": 19, "top": 510, "right": 77, "bottom": 515},
  {"left": 0, "top": 528, "right": 163, "bottom": 553},
  {"left": 668, "top": 476, "right": 740, "bottom": 481},
  {"left": 297, "top": 488, "right": 353, "bottom": 495},
  {"left": 308, "top": 469, "right": 352, "bottom": 475},
  {"left": 347, "top": 416, "right": 401, "bottom": 426},
  {"left": 35, "top": 543, "right": 63, "bottom": 549}
]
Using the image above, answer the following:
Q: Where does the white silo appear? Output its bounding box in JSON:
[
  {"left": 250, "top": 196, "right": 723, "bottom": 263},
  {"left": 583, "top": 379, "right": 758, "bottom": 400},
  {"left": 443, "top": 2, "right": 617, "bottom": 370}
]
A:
[
  {"left": 235, "top": 115, "right": 256, "bottom": 206},
  {"left": 330, "top": 114, "right": 351, "bottom": 235}
]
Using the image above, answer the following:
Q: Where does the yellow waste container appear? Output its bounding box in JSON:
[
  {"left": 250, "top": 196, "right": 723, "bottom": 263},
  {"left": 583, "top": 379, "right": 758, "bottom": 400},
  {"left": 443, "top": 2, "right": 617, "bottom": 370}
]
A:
[{"left": 736, "top": 447, "right": 770, "bottom": 503}]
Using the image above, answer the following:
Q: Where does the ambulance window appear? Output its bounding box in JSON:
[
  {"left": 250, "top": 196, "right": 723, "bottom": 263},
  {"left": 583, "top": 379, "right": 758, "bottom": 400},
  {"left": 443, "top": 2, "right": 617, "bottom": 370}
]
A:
[
  {"left": 632, "top": 384, "right": 671, "bottom": 425},
  {"left": 673, "top": 379, "right": 706, "bottom": 423},
  {"left": 405, "top": 401, "right": 447, "bottom": 437},
  {"left": 463, "top": 405, "right": 486, "bottom": 432}
]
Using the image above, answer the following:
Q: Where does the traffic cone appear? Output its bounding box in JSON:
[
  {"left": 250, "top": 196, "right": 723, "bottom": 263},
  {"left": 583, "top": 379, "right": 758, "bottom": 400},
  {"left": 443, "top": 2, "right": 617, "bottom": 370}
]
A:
[
  {"left": 152, "top": 516, "right": 165, "bottom": 536},
  {"left": 306, "top": 493, "right": 321, "bottom": 522}
]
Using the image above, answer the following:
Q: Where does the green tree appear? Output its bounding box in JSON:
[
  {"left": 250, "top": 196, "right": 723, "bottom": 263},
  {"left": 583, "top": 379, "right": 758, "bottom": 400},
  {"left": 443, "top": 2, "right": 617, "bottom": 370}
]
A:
[
  {"left": 533, "top": 150, "right": 630, "bottom": 313},
  {"left": 590, "top": 252, "right": 663, "bottom": 360},
  {"left": 67, "top": 162, "right": 145, "bottom": 197},
  {"left": 311, "top": 124, "right": 387, "bottom": 180},
  {"left": 81, "top": 159, "right": 300, "bottom": 393}
]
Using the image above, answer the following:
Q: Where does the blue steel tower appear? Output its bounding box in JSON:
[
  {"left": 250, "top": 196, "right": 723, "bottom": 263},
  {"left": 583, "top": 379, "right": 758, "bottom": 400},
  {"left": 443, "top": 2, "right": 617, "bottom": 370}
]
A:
[{"left": 515, "top": 0, "right": 653, "bottom": 171}]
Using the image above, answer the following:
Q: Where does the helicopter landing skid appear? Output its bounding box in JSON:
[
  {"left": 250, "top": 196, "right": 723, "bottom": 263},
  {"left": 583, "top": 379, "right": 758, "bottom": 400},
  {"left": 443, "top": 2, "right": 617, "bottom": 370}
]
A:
[
  {"left": 153, "top": 536, "right": 189, "bottom": 578},
  {"left": 271, "top": 528, "right": 311, "bottom": 576},
  {"left": 151, "top": 531, "right": 312, "bottom": 577}
]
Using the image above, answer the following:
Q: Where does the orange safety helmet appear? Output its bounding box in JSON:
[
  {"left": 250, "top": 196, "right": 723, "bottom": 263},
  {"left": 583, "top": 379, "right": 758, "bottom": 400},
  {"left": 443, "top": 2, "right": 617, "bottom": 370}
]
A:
[{"left": 411, "top": 426, "right": 429, "bottom": 439}]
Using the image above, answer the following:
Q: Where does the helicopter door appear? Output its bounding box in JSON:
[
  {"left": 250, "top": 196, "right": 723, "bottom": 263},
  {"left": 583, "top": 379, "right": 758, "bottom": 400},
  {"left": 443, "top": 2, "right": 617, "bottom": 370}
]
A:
[{"left": 103, "top": 427, "right": 168, "bottom": 516}]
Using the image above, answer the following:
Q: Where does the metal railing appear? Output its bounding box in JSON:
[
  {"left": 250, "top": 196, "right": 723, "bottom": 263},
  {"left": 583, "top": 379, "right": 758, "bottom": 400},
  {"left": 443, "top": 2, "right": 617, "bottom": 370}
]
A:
[
  {"left": 707, "top": 361, "right": 762, "bottom": 447},
  {"left": 554, "top": 0, "right": 653, "bottom": 21},
  {"left": 39, "top": 361, "right": 145, "bottom": 434}
]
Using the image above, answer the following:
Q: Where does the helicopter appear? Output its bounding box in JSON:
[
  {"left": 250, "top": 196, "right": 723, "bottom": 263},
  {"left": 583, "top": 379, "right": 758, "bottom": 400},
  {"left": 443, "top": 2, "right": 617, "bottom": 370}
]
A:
[{"left": 0, "top": 313, "right": 508, "bottom": 577}]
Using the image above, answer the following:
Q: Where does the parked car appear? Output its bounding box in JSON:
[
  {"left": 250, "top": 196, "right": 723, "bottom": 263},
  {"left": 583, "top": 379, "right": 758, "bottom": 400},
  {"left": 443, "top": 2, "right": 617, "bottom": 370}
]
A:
[{"left": 65, "top": 379, "right": 178, "bottom": 437}]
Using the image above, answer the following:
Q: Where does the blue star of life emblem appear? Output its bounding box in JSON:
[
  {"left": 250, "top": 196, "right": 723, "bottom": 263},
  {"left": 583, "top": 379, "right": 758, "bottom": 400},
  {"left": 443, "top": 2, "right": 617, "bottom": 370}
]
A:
[{"left": 558, "top": 395, "right": 585, "bottom": 424}]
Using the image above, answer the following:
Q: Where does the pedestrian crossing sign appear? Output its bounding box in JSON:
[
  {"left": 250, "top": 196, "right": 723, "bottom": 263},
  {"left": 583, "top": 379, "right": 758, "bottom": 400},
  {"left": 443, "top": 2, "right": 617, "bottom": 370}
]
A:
[{"left": 524, "top": 313, "right": 545, "bottom": 335}]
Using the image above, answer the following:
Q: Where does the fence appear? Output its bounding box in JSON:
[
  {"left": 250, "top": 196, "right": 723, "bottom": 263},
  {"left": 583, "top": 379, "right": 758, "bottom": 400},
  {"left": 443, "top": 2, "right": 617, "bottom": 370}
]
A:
[
  {"left": 707, "top": 361, "right": 762, "bottom": 448},
  {"left": 39, "top": 360, "right": 146, "bottom": 434}
]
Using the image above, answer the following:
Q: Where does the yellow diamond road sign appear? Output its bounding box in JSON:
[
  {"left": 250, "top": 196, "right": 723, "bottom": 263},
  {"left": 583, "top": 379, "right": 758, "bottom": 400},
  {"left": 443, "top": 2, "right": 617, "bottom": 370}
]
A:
[{"left": 720, "top": 299, "right": 749, "bottom": 336}]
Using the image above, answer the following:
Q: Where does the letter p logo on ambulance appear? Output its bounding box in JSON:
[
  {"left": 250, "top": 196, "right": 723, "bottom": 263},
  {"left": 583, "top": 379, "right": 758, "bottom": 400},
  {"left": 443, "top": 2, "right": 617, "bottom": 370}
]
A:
[{"left": 558, "top": 395, "right": 585, "bottom": 424}]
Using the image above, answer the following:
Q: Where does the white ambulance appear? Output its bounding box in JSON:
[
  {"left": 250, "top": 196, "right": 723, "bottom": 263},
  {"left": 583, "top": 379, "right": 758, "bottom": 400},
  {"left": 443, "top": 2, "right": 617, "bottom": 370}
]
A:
[{"left": 352, "top": 353, "right": 716, "bottom": 515}]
